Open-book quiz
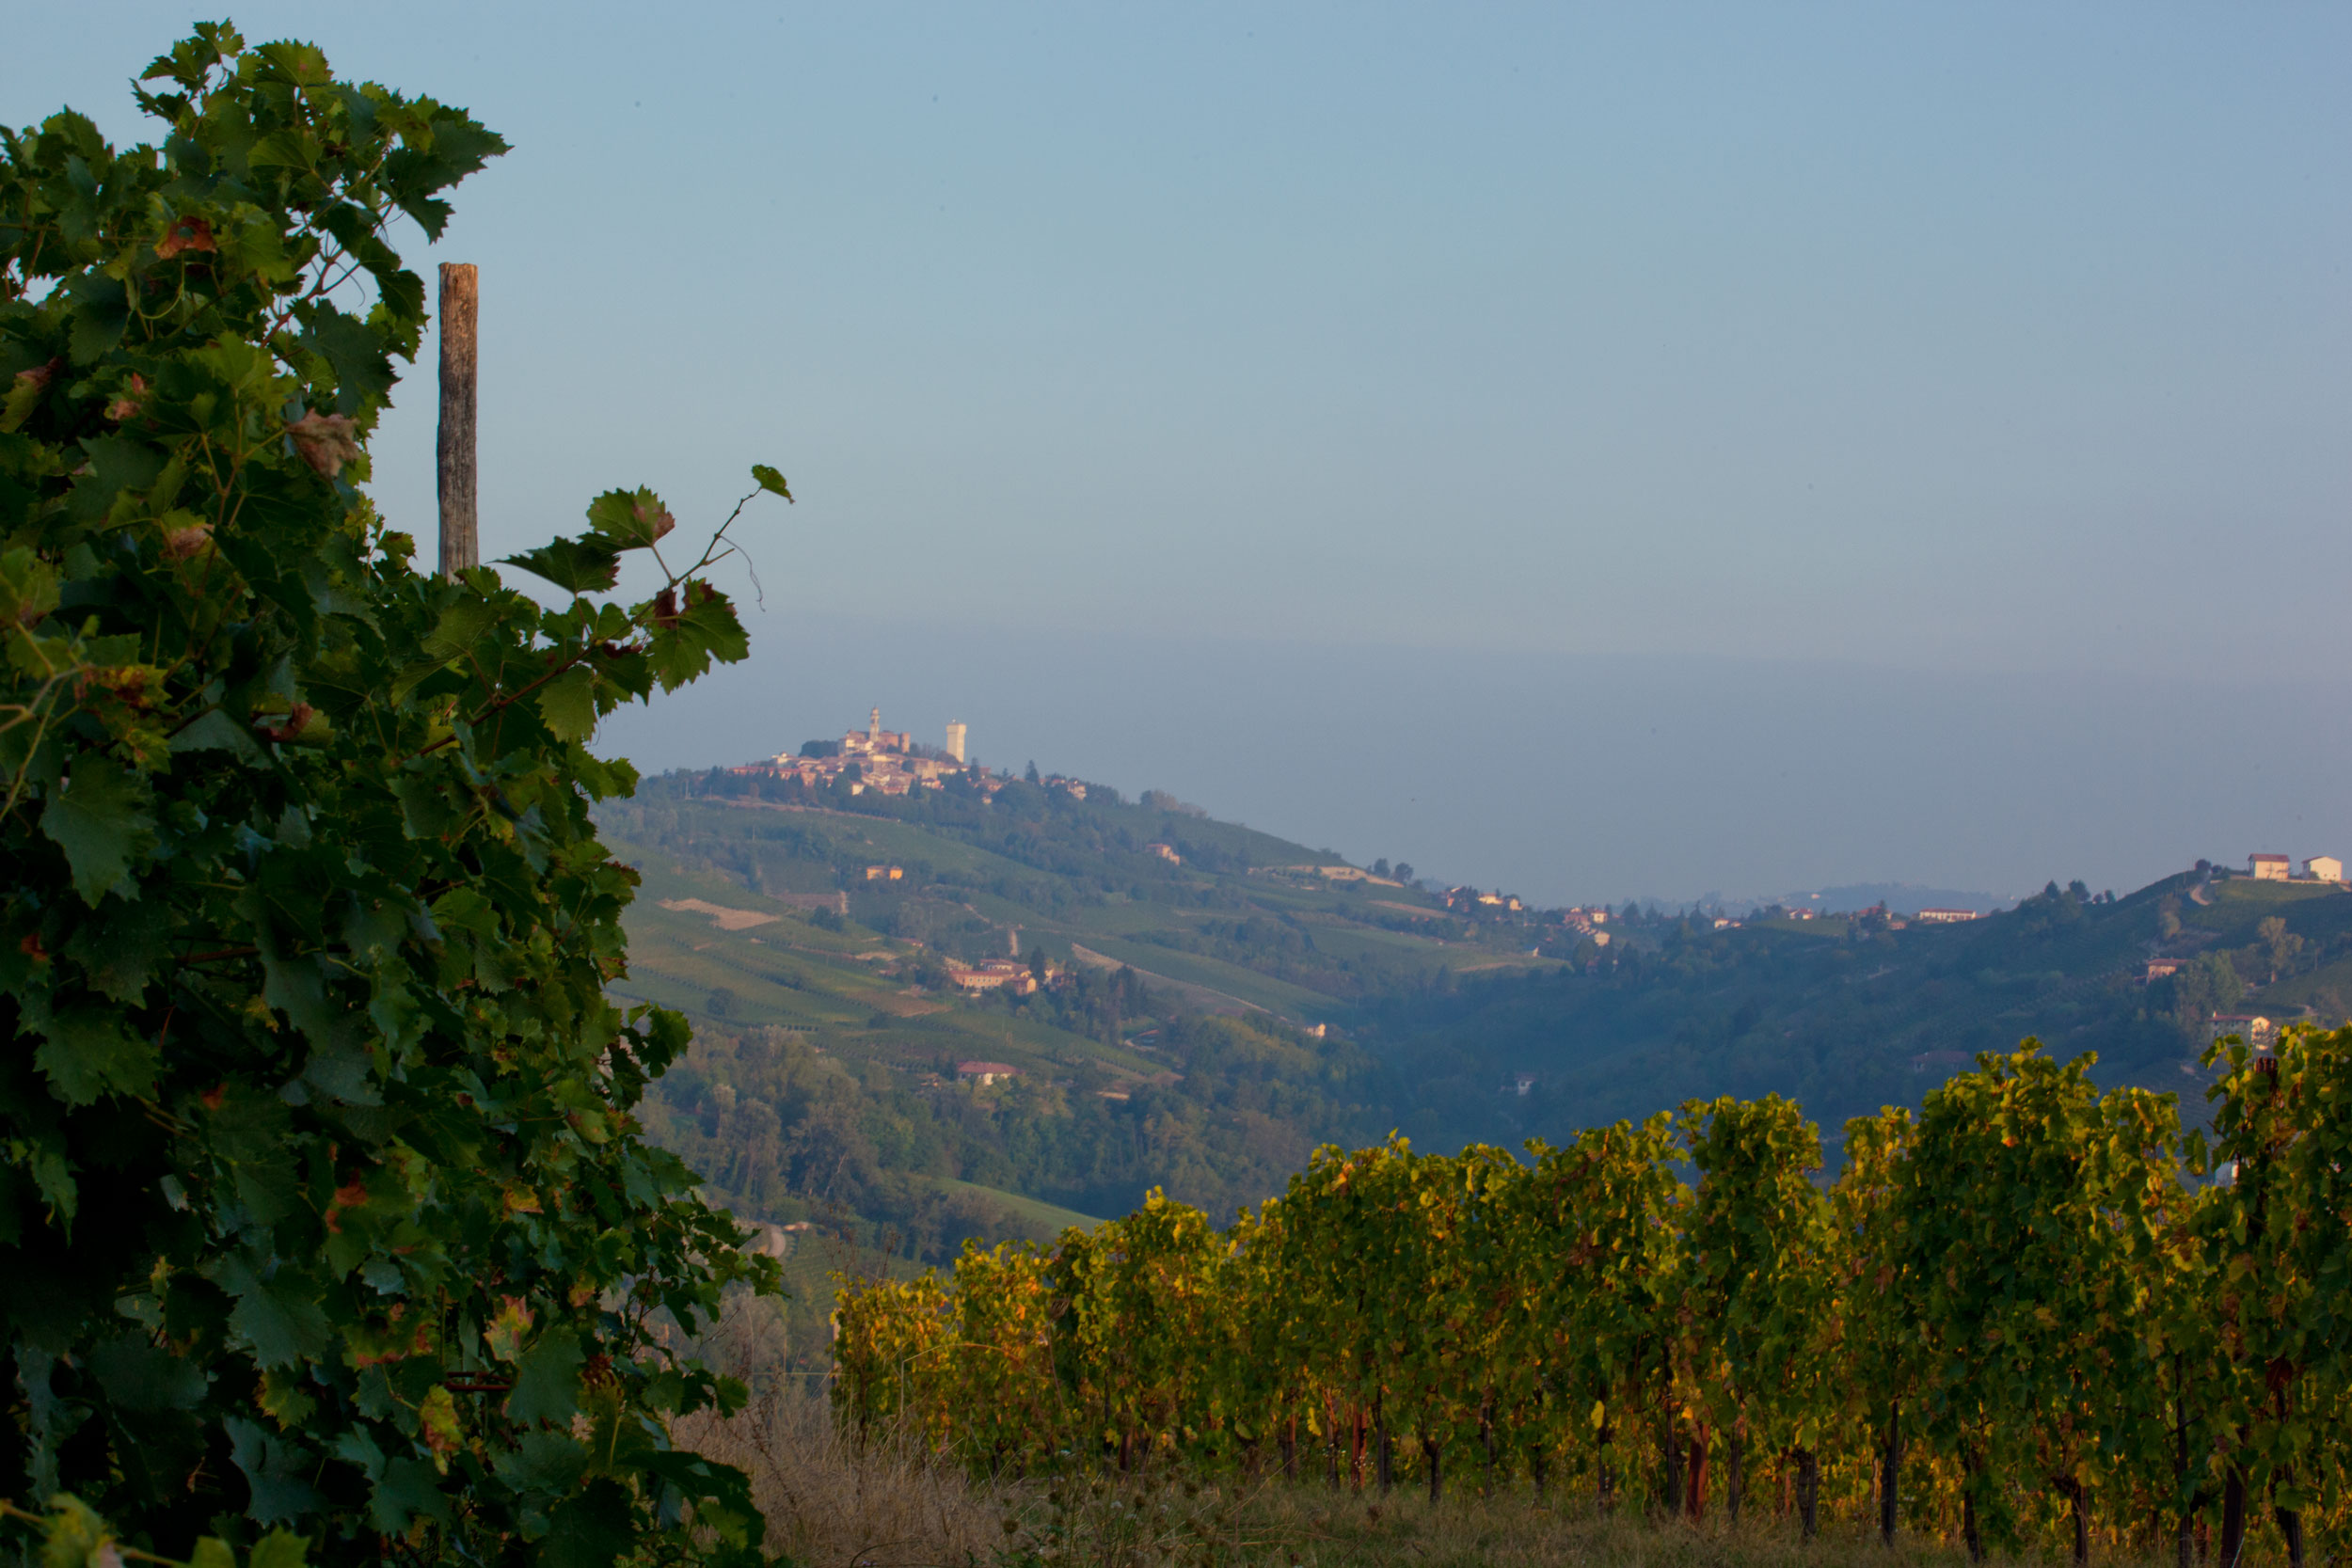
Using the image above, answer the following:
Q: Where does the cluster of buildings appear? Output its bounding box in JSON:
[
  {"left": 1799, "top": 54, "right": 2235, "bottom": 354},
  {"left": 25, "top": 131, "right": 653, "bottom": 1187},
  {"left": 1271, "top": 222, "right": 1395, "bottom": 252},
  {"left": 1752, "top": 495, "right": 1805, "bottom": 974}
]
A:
[
  {"left": 2248, "top": 853, "right": 2342, "bottom": 883},
  {"left": 724, "top": 709, "right": 1130, "bottom": 810},
  {"left": 1558, "top": 907, "right": 1612, "bottom": 944},
  {"left": 945, "top": 958, "right": 1044, "bottom": 996},
  {"left": 1444, "top": 886, "right": 1525, "bottom": 913},
  {"left": 730, "top": 708, "right": 997, "bottom": 798}
]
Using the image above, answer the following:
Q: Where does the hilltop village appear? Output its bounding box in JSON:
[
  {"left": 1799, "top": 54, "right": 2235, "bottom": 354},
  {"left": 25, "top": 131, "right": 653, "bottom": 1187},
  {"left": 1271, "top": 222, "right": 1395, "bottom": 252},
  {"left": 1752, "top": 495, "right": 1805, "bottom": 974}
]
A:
[
  {"left": 712, "top": 710, "right": 2350, "bottom": 1034},
  {"left": 726, "top": 708, "right": 1138, "bottom": 810}
]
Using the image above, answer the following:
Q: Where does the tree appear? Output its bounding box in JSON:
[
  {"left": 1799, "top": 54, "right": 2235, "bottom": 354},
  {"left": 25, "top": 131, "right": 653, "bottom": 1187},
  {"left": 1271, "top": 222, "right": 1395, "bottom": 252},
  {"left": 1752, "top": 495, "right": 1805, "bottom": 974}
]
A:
[
  {"left": 2, "top": 28, "right": 785, "bottom": 1565},
  {"left": 2258, "top": 916, "right": 2302, "bottom": 983}
]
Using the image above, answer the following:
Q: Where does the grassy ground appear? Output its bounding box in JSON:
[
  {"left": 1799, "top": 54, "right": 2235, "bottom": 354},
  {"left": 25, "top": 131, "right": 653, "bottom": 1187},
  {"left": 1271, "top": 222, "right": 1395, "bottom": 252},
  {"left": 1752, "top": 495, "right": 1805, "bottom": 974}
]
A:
[{"left": 681, "top": 1390, "right": 2213, "bottom": 1568}]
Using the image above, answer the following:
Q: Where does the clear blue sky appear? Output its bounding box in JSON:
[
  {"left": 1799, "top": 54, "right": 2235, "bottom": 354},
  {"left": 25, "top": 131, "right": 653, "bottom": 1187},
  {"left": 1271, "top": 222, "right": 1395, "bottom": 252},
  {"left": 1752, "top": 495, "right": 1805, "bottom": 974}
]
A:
[{"left": 10, "top": 5, "right": 2350, "bottom": 903}]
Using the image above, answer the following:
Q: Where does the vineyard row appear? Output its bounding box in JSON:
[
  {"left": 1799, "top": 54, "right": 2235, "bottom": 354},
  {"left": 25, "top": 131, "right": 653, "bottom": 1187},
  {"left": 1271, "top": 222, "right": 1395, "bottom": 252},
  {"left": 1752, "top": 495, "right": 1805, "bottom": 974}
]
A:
[{"left": 833, "top": 1035, "right": 2352, "bottom": 1565}]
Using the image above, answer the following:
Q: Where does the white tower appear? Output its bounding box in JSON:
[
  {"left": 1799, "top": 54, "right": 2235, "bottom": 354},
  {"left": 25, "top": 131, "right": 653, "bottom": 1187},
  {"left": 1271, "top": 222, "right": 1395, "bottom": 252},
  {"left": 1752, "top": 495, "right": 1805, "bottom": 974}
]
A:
[
  {"left": 868, "top": 706, "right": 882, "bottom": 744},
  {"left": 945, "top": 721, "right": 967, "bottom": 764}
]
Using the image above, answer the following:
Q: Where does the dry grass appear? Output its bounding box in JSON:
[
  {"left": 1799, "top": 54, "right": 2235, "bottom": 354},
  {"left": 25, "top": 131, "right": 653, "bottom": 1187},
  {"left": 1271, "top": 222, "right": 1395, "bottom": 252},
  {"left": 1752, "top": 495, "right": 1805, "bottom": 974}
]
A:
[
  {"left": 681, "top": 1392, "right": 2207, "bottom": 1568},
  {"left": 679, "top": 1390, "right": 1009, "bottom": 1568}
]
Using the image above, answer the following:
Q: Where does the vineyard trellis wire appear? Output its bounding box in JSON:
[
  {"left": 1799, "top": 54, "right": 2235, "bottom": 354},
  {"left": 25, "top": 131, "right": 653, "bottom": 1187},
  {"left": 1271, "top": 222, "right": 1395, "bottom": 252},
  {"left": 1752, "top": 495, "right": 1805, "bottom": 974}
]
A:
[{"left": 834, "top": 1034, "right": 2352, "bottom": 1566}]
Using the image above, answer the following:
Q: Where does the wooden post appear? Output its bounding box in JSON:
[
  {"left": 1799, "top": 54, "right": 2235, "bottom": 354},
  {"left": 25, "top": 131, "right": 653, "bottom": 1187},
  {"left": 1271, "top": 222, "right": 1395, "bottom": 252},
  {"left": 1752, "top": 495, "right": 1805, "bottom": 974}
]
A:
[{"left": 437, "top": 262, "right": 479, "bottom": 578}]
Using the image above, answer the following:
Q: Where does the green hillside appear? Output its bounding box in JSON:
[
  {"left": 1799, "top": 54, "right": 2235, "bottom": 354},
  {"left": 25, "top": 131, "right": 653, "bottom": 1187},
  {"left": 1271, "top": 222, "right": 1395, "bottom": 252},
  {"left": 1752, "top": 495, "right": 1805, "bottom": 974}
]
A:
[{"left": 606, "top": 768, "right": 2347, "bottom": 1268}]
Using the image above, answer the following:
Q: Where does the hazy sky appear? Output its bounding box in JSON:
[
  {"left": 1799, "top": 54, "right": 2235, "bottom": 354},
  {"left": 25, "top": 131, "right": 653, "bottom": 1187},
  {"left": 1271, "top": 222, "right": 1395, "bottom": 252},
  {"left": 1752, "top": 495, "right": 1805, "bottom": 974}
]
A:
[{"left": 10, "top": 5, "right": 2350, "bottom": 902}]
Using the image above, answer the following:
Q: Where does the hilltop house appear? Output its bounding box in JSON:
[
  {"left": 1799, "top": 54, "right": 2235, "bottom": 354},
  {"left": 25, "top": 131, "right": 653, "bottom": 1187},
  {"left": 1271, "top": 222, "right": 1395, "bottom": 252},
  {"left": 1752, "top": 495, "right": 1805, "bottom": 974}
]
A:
[
  {"left": 2250, "top": 853, "right": 2291, "bottom": 881},
  {"left": 2308, "top": 856, "right": 2344, "bottom": 883}
]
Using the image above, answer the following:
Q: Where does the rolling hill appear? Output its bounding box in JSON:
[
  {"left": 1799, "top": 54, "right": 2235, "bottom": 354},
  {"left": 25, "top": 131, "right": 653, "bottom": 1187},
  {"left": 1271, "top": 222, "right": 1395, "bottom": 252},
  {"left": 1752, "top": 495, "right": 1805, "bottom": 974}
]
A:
[{"left": 604, "top": 767, "right": 2348, "bottom": 1274}]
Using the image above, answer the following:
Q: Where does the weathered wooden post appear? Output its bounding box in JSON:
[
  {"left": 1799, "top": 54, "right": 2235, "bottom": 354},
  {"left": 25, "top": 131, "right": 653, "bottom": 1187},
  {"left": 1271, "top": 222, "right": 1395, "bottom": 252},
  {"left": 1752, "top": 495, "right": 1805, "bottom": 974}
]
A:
[{"left": 437, "top": 261, "right": 479, "bottom": 578}]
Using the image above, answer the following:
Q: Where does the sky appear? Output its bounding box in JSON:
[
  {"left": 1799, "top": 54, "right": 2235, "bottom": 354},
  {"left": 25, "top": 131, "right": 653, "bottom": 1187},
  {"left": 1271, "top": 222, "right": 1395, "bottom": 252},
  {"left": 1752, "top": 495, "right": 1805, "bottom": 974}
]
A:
[{"left": 9, "top": 4, "right": 2350, "bottom": 904}]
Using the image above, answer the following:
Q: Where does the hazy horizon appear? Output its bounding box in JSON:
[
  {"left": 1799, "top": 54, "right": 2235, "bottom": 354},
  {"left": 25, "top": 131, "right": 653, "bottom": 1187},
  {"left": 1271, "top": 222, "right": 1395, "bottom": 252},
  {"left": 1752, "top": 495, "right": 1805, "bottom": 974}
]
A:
[
  {"left": 596, "top": 613, "right": 2352, "bottom": 909},
  {"left": 11, "top": 4, "right": 2347, "bottom": 908}
]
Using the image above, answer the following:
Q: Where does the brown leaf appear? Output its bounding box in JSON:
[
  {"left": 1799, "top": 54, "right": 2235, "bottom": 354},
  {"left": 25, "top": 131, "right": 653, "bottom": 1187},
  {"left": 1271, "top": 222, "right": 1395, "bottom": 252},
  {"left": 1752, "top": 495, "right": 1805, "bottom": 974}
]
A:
[
  {"left": 253, "top": 702, "right": 316, "bottom": 744},
  {"left": 285, "top": 411, "right": 360, "bottom": 478},
  {"left": 653, "top": 586, "right": 680, "bottom": 629},
  {"left": 634, "top": 496, "right": 675, "bottom": 541},
  {"left": 155, "top": 214, "right": 217, "bottom": 259},
  {"left": 104, "top": 372, "right": 150, "bottom": 422},
  {"left": 162, "top": 522, "right": 214, "bottom": 561}
]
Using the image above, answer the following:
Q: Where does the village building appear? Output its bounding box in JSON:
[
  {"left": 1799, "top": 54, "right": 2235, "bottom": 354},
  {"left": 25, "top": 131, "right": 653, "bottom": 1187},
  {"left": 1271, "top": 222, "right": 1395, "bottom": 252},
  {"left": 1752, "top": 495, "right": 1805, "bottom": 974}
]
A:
[
  {"left": 2306, "top": 856, "right": 2343, "bottom": 883},
  {"left": 2209, "top": 1015, "right": 2277, "bottom": 1051},
  {"left": 956, "top": 1060, "right": 1020, "bottom": 1087},
  {"left": 2249, "top": 853, "right": 2291, "bottom": 881},
  {"left": 945, "top": 959, "right": 1039, "bottom": 995}
]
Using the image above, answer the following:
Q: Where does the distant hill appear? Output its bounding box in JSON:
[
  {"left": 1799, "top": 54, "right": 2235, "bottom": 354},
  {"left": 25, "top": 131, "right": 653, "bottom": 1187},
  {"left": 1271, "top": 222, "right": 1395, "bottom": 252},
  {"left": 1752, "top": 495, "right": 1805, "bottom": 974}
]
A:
[
  {"left": 1808, "top": 881, "right": 2018, "bottom": 915},
  {"left": 605, "top": 767, "right": 2352, "bottom": 1264}
]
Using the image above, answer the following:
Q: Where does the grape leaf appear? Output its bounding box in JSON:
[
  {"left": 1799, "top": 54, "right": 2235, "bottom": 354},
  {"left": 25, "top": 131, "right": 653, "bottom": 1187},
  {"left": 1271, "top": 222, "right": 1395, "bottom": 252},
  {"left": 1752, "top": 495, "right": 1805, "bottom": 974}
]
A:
[
  {"left": 29, "top": 1000, "right": 160, "bottom": 1106},
  {"left": 505, "top": 1325, "right": 584, "bottom": 1425},
  {"left": 534, "top": 664, "right": 598, "bottom": 742},
  {"left": 501, "top": 537, "right": 621, "bottom": 595},
  {"left": 582, "top": 486, "right": 674, "bottom": 549},
  {"left": 40, "top": 750, "right": 158, "bottom": 905}
]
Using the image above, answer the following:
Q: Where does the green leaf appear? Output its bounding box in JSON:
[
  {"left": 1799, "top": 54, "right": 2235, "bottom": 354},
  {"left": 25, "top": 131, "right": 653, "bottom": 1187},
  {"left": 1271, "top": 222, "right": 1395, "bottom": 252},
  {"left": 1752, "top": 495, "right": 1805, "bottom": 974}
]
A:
[
  {"left": 537, "top": 1479, "right": 634, "bottom": 1568},
  {"left": 226, "top": 1418, "right": 324, "bottom": 1525},
  {"left": 505, "top": 1325, "right": 584, "bottom": 1425},
  {"left": 390, "top": 771, "right": 463, "bottom": 839},
  {"left": 421, "top": 595, "right": 504, "bottom": 659},
  {"left": 534, "top": 665, "right": 598, "bottom": 742},
  {"left": 90, "top": 1333, "right": 208, "bottom": 1411},
  {"left": 64, "top": 893, "right": 171, "bottom": 1003},
  {"left": 40, "top": 751, "right": 159, "bottom": 905},
  {"left": 369, "top": 1456, "right": 453, "bottom": 1532},
  {"left": 246, "top": 1531, "right": 312, "bottom": 1568},
  {"left": 645, "top": 583, "right": 749, "bottom": 692},
  {"left": 215, "top": 1253, "right": 333, "bottom": 1369},
  {"left": 29, "top": 1000, "right": 160, "bottom": 1106},
  {"left": 494, "top": 1431, "right": 590, "bottom": 1497},
  {"left": 66, "top": 271, "right": 131, "bottom": 363},
  {"left": 582, "top": 487, "right": 673, "bottom": 550},
  {"left": 170, "top": 707, "right": 266, "bottom": 761},
  {"left": 502, "top": 537, "right": 621, "bottom": 595},
  {"left": 751, "top": 463, "right": 793, "bottom": 501},
  {"left": 300, "top": 300, "right": 395, "bottom": 414}
]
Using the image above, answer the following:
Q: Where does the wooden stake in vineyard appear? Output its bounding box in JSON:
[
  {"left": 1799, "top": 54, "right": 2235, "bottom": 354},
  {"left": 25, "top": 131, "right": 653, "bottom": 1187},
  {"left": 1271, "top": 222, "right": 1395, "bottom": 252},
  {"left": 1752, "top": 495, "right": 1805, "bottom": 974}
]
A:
[{"left": 437, "top": 261, "right": 479, "bottom": 577}]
